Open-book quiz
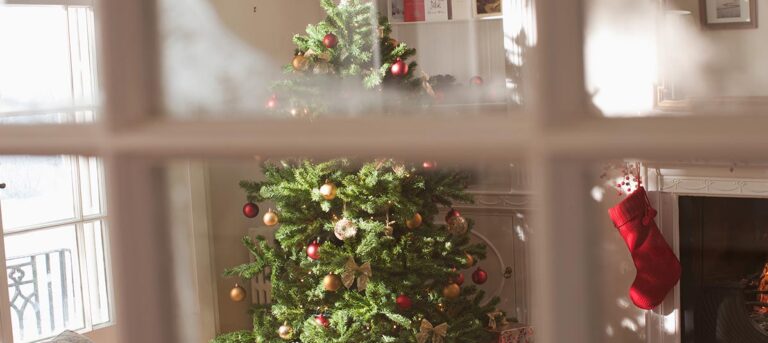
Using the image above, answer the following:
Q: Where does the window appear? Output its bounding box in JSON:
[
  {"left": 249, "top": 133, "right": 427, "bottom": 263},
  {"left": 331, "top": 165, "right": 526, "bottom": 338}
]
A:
[
  {"left": 0, "top": 3, "right": 97, "bottom": 123},
  {"left": 0, "top": 2, "right": 111, "bottom": 342},
  {"left": 0, "top": 156, "right": 110, "bottom": 343},
  {"left": 2, "top": 0, "right": 768, "bottom": 343}
]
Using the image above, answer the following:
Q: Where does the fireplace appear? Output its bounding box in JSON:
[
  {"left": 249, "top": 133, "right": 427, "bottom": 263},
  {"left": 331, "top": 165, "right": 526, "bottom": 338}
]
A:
[{"left": 678, "top": 196, "right": 768, "bottom": 343}]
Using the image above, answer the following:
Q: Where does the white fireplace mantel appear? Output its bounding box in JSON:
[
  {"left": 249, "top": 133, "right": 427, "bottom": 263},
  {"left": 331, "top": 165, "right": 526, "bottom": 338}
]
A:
[{"left": 643, "top": 163, "right": 768, "bottom": 343}]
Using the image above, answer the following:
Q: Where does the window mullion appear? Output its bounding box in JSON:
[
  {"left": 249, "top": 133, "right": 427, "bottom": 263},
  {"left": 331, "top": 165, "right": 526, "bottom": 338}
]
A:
[
  {"left": 529, "top": 0, "right": 589, "bottom": 125},
  {"left": 529, "top": 154, "right": 602, "bottom": 343},
  {"left": 98, "top": 0, "right": 161, "bottom": 130},
  {"left": 104, "top": 156, "right": 178, "bottom": 342},
  {"left": 97, "top": 220, "right": 114, "bottom": 327},
  {"left": 74, "top": 221, "right": 94, "bottom": 332},
  {"left": 71, "top": 156, "right": 84, "bottom": 221},
  {"left": 0, "top": 207, "right": 16, "bottom": 343}
]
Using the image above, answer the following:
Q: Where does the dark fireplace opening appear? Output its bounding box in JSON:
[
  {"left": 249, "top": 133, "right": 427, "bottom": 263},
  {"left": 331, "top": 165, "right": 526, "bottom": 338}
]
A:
[{"left": 679, "top": 196, "right": 768, "bottom": 343}]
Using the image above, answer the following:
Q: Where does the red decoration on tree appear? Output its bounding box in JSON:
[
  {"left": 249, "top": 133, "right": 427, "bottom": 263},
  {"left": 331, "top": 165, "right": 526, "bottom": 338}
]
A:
[
  {"left": 390, "top": 58, "right": 408, "bottom": 77},
  {"left": 609, "top": 187, "right": 681, "bottom": 310},
  {"left": 453, "top": 273, "right": 465, "bottom": 286},
  {"left": 323, "top": 33, "right": 338, "bottom": 49},
  {"left": 470, "top": 76, "right": 484, "bottom": 86},
  {"left": 242, "top": 202, "right": 260, "bottom": 218},
  {"left": 396, "top": 294, "right": 412, "bottom": 310},
  {"left": 472, "top": 267, "right": 488, "bottom": 285},
  {"left": 314, "top": 314, "right": 330, "bottom": 328},
  {"left": 445, "top": 208, "right": 461, "bottom": 222},
  {"left": 266, "top": 95, "right": 278, "bottom": 109},
  {"left": 421, "top": 160, "right": 436, "bottom": 169},
  {"left": 306, "top": 241, "right": 321, "bottom": 260}
]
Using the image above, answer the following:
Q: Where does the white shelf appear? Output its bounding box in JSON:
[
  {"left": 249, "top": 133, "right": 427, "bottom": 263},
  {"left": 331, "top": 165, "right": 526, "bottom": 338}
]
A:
[{"left": 390, "top": 15, "right": 502, "bottom": 25}]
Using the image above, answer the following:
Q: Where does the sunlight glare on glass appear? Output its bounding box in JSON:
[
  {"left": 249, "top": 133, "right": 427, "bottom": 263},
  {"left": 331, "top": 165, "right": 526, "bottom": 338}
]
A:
[{"left": 0, "top": 6, "right": 72, "bottom": 114}]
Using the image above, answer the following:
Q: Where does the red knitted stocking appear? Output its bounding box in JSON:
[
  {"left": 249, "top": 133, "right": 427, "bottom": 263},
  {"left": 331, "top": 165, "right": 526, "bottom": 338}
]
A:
[{"left": 609, "top": 187, "right": 681, "bottom": 310}]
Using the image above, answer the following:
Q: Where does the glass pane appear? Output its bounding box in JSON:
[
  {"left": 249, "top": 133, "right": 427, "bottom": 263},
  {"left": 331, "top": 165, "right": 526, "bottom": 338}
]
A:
[
  {"left": 585, "top": 0, "right": 768, "bottom": 117},
  {"left": 83, "top": 220, "right": 110, "bottom": 325},
  {"left": 0, "top": 155, "right": 76, "bottom": 230},
  {"left": 163, "top": 157, "right": 531, "bottom": 342},
  {"left": 0, "top": 5, "right": 98, "bottom": 124},
  {"left": 4, "top": 225, "right": 85, "bottom": 342},
  {"left": 581, "top": 159, "right": 768, "bottom": 342},
  {"left": 158, "top": 0, "right": 534, "bottom": 119}
]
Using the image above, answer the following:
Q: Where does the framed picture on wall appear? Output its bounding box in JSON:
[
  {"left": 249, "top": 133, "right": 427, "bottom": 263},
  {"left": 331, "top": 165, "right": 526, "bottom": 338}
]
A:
[
  {"left": 699, "top": 0, "right": 757, "bottom": 29},
  {"left": 473, "top": 0, "right": 501, "bottom": 17},
  {"left": 388, "top": 0, "right": 404, "bottom": 22}
]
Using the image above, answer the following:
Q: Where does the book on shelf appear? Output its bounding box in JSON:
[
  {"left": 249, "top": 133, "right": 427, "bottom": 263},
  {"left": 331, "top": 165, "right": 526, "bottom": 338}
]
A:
[{"left": 403, "top": 0, "right": 425, "bottom": 21}]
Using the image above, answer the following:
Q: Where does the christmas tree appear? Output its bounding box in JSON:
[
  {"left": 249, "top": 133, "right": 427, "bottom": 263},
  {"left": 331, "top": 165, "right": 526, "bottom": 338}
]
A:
[
  {"left": 214, "top": 159, "right": 501, "bottom": 343},
  {"left": 267, "top": 0, "right": 426, "bottom": 117}
]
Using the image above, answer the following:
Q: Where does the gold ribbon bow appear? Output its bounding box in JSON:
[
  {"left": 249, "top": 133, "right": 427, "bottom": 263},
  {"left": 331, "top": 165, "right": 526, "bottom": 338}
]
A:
[
  {"left": 341, "top": 257, "right": 372, "bottom": 290},
  {"left": 416, "top": 319, "right": 448, "bottom": 343},
  {"left": 304, "top": 48, "right": 331, "bottom": 62},
  {"left": 487, "top": 310, "right": 503, "bottom": 330}
]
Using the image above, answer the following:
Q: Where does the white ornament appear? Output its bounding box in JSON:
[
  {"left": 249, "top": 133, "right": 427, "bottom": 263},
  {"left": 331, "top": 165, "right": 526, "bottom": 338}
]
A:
[
  {"left": 334, "top": 218, "right": 358, "bottom": 240},
  {"left": 447, "top": 215, "right": 468, "bottom": 235}
]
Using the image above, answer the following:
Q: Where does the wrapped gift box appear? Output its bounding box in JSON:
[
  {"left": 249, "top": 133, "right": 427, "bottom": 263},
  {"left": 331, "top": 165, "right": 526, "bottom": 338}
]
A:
[{"left": 490, "top": 323, "right": 534, "bottom": 343}]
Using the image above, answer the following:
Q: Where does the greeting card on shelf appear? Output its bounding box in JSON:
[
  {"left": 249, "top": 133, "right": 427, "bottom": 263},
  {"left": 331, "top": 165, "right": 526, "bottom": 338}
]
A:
[
  {"left": 388, "top": 0, "right": 404, "bottom": 22},
  {"left": 425, "top": 0, "right": 449, "bottom": 21}
]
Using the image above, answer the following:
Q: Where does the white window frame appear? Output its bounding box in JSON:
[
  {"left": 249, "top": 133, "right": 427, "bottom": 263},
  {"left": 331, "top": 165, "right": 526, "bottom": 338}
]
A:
[
  {"left": 1, "top": 0, "right": 767, "bottom": 342},
  {"left": 0, "top": 156, "right": 112, "bottom": 343},
  {"left": 0, "top": 2, "right": 113, "bottom": 342}
]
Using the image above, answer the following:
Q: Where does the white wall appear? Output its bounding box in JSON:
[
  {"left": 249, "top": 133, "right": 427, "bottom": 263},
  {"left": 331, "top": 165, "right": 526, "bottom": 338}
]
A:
[
  {"left": 207, "top": 0, "right": 325, "bottom": 63},
  {"left": 391, "top": 19, "right": 507, "bottom": 90},
  {"left": 207, "top": 160, "right": 264, "bottom": 333},
  {"left": 597, "top": 190, "right": 648, "bottom": 343},
  {"left": 668, "top": 0, "right": 768, "bottom": 97}
]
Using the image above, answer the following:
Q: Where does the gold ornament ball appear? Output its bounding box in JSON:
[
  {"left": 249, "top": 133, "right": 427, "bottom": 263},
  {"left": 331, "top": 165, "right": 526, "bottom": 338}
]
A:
[
  {"left": 292, "top": 54, "right": 307, "bottom": 71},
  {"left": 278, "top": 322, "right": 294, "bottom": 340},
  {"left": 406, "top": 212, "right": 422, "bottom": 229},
  {"left": 323, "top": 274, "right": 342, "bottom": 292},
  {"left": 464, "top": 253, "right": 475, "bottom": 268},
  {"left": 320, "top": 181, "right": 338, "bottom": 200},
  {"left": 437, "top": 302, "right": 446, "bottom": 312},
  {"left": 263, "top": 209, "right": 279, "bottom": 226},
  {"left": 229, "top": 283, "right": 246, "bottom": 302},
  {"left": 442, "top": 283, "right": 461, "bottom": 299}
]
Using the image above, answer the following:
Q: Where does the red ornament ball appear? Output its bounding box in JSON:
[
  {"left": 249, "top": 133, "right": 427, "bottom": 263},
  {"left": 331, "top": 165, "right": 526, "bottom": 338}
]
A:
[
  {"left": 445, "top": 208, "right": 461, "bottom": 222},
  {"left": 314, "top": 314, "right": 330, "bottom": 328},
  {"left": 470, "top": 76, "right": 484, "bottom": 86},
  {"left": 454, "top": 273, "right": 465, "bottom": 286},
  {"left": 323, "top": 33, "right": 338, "bottom": 49},
  {"left": 242, "top": 202, "right": 259, "bottom": 218},
  {"left": 306, "top": 241, "right": 321, "bottom": 260},
  {"left": 390, "top": 58, "right": 408, "bottom": 77},
  {"left": 422, "top": 160, "right": 436, "bottom": 169},
  {"left": 396, "top": 294, "right": 412, "bottom": 311},
  {"left": 472, "top": 267, "right": 488, "bottom": 285},
  {"left": 266, "top": 95, "right": 278, "bottom": 109}
]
